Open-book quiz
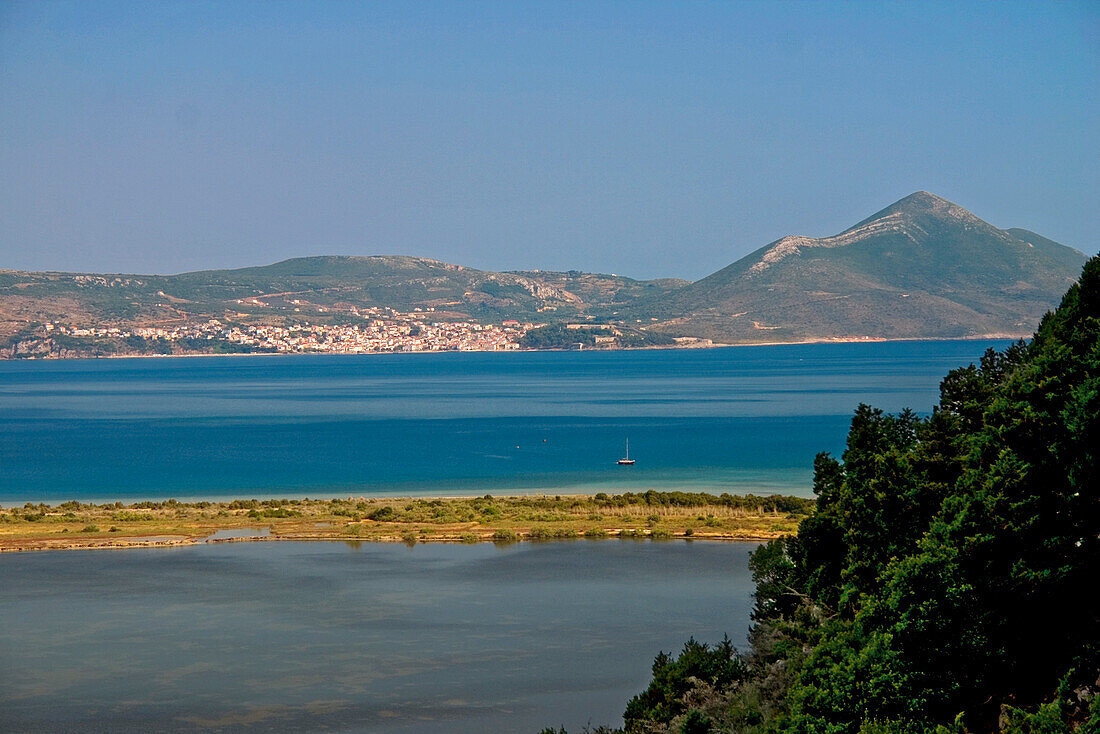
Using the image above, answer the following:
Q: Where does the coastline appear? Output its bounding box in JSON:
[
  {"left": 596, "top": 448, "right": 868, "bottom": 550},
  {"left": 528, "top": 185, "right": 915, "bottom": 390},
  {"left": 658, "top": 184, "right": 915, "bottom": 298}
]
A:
[
  {"left": 0, "top": 492, "right": 809, "bottom": 553},
  {"left": 0, "top": 528, "right": 781, "bottom": 553},
  {"left": 0, "top": 332, "right": 1025, "bottom": 362}
]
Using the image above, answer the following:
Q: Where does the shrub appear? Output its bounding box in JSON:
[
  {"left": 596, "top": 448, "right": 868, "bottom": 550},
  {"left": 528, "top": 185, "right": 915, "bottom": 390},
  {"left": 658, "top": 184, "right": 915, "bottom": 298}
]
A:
[
  {"left": 492, "top": 528, "right": 519, "bottom": 543},
  {"left": 368, "top": 506, "right": 397, "bottom": 522},
  {"left": 624, "top": 637, "right": 743, "bottom": 730},
  {"left": 260, "top": 507, "right": 301, "bottom": 518},
  {"left": 679, "top": 709, "right": 711, "bottom": 734},
  {"left": 112, "top": 511, "right": 153, "bottom": 522},
  {"left": 528, "top": 527, "right": 578, "bottom": 541}
]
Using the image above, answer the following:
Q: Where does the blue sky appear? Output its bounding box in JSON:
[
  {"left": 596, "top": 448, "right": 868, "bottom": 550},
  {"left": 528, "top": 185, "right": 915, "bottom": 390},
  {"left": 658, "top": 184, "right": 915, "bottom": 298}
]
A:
[{"left": 1, "top": 1, "right": 1096, "bottom": 279}]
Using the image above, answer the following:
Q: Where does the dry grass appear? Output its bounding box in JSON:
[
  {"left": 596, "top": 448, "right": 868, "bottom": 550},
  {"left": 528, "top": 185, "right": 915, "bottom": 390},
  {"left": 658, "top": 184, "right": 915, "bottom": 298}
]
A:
[{"left": 0, "top": 492, "right": 810, "bottom": 552}]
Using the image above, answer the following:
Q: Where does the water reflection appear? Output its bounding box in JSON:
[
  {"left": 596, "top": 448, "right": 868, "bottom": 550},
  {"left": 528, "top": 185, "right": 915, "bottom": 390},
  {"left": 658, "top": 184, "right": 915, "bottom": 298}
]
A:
[
  {"left": 0, "top": 540, "right": 758, "bottom": 733},
  {"left": 204, "top": 526, "right": 270, "bottom": 541}
]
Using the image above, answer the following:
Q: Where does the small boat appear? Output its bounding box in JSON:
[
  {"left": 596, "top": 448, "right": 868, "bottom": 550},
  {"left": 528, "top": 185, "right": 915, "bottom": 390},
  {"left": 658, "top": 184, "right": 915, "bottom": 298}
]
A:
[{"left": 617, "top": 439, "right": 635, "bottom": 465}]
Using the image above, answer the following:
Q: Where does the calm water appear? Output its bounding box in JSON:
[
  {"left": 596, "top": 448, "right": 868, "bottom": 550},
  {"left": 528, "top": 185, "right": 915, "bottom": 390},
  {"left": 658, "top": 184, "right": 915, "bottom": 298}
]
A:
[
  {"left": 0, "top": 342, "right": 1008, "bottom": 732},
  {"left": 0, "top": 341, "right": 1007, "bottom": 504},
  {"left": 1, "top": 539, "right": 757, "bottom": 733}
]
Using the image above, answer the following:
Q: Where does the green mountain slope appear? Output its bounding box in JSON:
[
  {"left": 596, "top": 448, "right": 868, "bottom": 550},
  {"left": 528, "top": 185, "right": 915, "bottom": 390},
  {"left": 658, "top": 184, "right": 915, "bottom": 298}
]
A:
[
  {"left": 647, "top": 191, "right": 1087, "bottom": 343},
  {"left": 0, "top": 256, "right": 684, "bottom": 337},
  {"left": 0, "top": 192, "right": 1087, "bottom": 347}
]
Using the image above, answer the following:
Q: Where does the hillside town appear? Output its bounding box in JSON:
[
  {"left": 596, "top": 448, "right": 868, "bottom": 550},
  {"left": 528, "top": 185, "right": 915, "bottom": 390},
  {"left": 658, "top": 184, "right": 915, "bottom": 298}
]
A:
[{"left": 15, "top": 314, "right": 535, "bottom": 357}]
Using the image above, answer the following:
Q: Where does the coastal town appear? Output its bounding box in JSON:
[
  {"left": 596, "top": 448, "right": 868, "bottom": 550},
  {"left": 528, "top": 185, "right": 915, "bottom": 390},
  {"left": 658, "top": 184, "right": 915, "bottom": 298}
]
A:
[{"left": 36, "top": 311, "right": 534, "bottom": 356}]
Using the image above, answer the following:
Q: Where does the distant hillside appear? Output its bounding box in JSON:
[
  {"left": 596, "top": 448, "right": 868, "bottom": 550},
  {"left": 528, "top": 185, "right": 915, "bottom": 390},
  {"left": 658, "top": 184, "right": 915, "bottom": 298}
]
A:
[
  {"left": 0, "top": 256, "right": 684, "bottom": 339},
  {"left": 0, "top": 192, "right": 1088, "bottom": 349},
  {"left": 645, "top": 191, "right": 1087, "bottom": 343}
]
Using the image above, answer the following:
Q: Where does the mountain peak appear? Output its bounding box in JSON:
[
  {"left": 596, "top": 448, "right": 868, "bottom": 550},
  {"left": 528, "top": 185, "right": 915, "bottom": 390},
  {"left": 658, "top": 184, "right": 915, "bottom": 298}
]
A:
[
  {"left": 854, "top": 191, "right": 983, "bottom": 229},
  {"left": 894, "top": 190, "right": 950, "bottom": 209},
  {"left": 655, "top": 193, "right": 1087, "bottom": 344},
  {"left": 747, "top": 192, "right": 982, "bottom": 275}
]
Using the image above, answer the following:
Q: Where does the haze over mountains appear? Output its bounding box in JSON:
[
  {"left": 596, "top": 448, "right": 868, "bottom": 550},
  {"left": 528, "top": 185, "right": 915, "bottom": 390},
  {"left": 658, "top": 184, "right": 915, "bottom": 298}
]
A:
[{"left": 0, "top": 192, "right": 1087, "bottom": 347}]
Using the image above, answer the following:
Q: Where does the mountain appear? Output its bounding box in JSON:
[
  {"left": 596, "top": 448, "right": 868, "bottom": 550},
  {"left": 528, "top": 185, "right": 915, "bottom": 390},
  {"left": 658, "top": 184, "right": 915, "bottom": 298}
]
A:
[
  {"left": 0, "top": 192, "right": 1088, "bottom": 350},
  {"left": 646, "top": 191, "right": 1087, "bottom": 343},
  {"left": 0, "top": 255, "right": 686, "bottom": 340}
]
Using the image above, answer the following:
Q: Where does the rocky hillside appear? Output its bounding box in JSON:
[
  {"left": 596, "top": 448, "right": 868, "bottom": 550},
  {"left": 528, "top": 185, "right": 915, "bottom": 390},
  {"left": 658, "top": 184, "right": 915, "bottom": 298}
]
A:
[
  {"left": 0, "top": 256, "right": 685, "bottom": 340},
  {"left": 0, "top": 192, "right": 1088, "bottom": 349},
  {"left": 646, "top": 191, "right": 1087, "bottom": 343}
]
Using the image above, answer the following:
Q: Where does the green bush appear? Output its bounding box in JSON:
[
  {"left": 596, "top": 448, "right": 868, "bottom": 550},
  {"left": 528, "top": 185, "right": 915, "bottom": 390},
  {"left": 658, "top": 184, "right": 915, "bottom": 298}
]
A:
[
  {"left": 368, "top": 506, "right": 397, "bottom": 522},
  {"left": 492, "top": 528, "right": 519, "bottom": 544},
  {"left": 624, "top": 637, "right": 743, "bottom": 729},
  {"left": 528, "top": 527, "right": 578, "bottom": 541}
]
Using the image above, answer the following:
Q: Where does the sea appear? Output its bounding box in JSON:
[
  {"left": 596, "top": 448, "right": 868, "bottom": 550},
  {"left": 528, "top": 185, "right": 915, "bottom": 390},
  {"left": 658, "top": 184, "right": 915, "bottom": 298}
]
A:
[
  {"left": 0, "top": 340, "right": 1009, "bottom": 505},
  {"left": 0, "top": 341, "right": 1009, "bottom": 732}
]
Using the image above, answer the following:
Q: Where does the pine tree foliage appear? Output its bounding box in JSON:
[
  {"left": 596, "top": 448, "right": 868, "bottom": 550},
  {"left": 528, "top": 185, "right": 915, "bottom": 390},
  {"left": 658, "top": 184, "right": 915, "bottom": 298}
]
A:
[{"left": 619, "top": 256, "right": 1100, "bottom": 734}]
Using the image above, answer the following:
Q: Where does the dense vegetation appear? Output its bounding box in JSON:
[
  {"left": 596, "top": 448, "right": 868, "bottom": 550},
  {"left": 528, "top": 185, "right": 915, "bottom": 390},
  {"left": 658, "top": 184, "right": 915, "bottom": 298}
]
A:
[
  {"left": 520, "top": 323, "right": 676, "bottom": 349},
  {"left": 560, "top": 256, "right": 1100, "bottom": 733}
]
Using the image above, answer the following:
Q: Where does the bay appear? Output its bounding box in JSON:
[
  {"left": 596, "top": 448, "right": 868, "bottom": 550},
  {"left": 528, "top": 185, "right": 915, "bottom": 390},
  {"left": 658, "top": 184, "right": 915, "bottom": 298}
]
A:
[{"left": 0, "top": 341, "right": 1009, "bottom": 504}]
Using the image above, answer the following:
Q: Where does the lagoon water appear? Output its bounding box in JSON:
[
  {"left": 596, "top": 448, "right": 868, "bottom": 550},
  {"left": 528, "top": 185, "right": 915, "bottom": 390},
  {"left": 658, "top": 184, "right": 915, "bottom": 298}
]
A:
[
  {"left": 0, "top": 340, "right": 1008, "bottom": 504},
  {"left": 1, "top": 539, "right": 757, "bottom": 733}
]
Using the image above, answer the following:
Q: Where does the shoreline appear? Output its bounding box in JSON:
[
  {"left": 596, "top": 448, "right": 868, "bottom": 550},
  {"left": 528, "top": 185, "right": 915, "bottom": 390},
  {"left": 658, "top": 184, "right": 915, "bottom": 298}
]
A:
[
  {"left": 0, "top": 482, "right": 812, "bottom": 510},
  {"left": 0, "top": 333, "right": 1025, "bottom": 362},
  {"left": 0, "top": 492, "right": 810, "bottom": 553},
  {"left": 0, "top": 528, "right": 779, "bottom": 553}
]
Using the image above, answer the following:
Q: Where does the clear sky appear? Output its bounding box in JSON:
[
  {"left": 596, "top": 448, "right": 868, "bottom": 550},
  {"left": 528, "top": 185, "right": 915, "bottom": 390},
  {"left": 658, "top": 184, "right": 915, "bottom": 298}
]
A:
[{"left": 1, "top": 1, "right": 1096, "bottom": 280}]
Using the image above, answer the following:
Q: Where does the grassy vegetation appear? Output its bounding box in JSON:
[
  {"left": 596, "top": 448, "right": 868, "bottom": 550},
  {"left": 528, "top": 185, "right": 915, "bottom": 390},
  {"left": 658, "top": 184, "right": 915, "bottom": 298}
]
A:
[{"left": 0, "top": 492, "right": 811, "bottom": 551}]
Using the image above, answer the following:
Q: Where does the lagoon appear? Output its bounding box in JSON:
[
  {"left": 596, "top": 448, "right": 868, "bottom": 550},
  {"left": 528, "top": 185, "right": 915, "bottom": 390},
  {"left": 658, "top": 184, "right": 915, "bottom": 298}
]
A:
[{"left": 1, "top": 539, "right": 757, "bottom": 733}]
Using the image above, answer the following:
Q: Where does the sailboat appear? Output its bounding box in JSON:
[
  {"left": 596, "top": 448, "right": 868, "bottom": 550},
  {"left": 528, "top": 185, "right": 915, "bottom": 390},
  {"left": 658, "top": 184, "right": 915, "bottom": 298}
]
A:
[{"left": 617, "top": 439, "right": 635, "bottom": 465}]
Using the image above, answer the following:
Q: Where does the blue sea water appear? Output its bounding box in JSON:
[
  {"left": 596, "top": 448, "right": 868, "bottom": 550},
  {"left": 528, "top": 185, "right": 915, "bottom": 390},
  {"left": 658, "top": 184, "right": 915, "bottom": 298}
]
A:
[{"left": 0, "top": 341, "right": 1009, "bottom": 504}]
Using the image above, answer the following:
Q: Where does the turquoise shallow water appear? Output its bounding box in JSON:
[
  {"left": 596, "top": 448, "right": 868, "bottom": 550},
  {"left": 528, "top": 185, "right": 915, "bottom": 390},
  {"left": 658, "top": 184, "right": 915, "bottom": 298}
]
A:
[{"left": 0, "top": 341, "right": 1008, "bottom": 504}]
